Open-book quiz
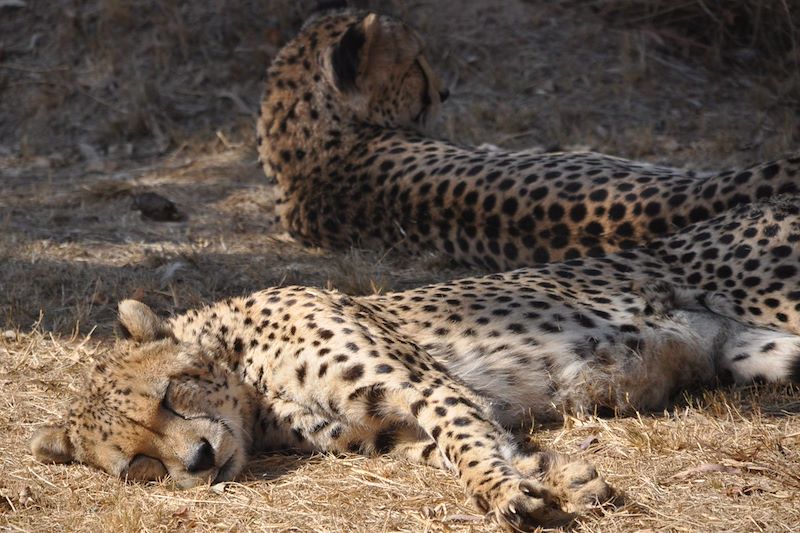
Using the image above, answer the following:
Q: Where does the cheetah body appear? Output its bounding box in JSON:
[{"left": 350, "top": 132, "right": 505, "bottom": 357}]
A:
[
  {"left": 257, "top": 9, "right": 800, "bottom": 271},
  {"left": 32, "top": 196, "right": 800, "bottom": 530}
]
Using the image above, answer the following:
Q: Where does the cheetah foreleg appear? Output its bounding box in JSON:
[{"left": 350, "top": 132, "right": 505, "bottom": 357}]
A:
[{"left": 388, "top": 374, "right": 578, "bottom": 530}]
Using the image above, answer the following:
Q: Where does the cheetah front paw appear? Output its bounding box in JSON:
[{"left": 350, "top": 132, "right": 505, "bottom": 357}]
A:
[
  {"left": 479, "top": 478, "right": 572, "bottom": 532},
  {"left": 514, "top": 452, "right": 612, "bottom": 512},
  {"left": 554, "top": 459, "right": 612, "bottom": 511}
]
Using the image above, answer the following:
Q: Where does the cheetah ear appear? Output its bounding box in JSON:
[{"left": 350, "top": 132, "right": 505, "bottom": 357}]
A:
[
  {"left": 327, "top": 13, "right": 381, "bottom": 92},
  {"left": 328, "top": 16, "right": 368, "bottom": 92},
  {"left": 118, "top": 299, "right": 172, "bottom": 342},
  {"left": 30, "top": 425, "right": 74, "bottom": 464},
  {"left": 359, "top": 13, "right": 383, "bottom": 72}
]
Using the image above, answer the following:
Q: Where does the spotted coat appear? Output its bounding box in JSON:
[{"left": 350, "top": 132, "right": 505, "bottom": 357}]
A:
[
  {"left": 257, "top": 9, "right": 800, "bottom": 270},
  {"left": 32, "top": 195, "right": 800, "bottom": 531}
]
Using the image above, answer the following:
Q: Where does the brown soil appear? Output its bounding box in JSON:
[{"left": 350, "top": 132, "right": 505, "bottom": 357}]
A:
[{"left": 1, "top": 1, "right": 799, "bottom": 531}]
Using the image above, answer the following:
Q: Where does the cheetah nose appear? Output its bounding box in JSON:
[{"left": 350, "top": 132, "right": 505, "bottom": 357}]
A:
[
  {"left": 186, "top": 438, "right": 216, "bottom": 473},
  {"left": 439, "top": 88, "right": 450, "bottom": 103}
]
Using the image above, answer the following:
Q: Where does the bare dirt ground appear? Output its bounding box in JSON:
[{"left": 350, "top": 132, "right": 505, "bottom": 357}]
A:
[{"left": 2, "top": 1, "right": 799, "bottom": 531}]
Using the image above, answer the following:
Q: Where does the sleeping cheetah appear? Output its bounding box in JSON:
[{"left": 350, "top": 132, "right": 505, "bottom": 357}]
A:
[
  {"left": 32, "top": 195, "right": 800, "bottom": 531},
  {"left": 257, "top": 8, "right": 799, "bottom": 270}
]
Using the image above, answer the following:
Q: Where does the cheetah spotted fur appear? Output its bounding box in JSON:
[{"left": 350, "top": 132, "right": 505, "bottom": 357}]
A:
[
  {"left": 257, "top": 9, "right": 800, "bottom": 271},
  {"left": 32, "top": 195, "right": 800, "bottom": 531}
]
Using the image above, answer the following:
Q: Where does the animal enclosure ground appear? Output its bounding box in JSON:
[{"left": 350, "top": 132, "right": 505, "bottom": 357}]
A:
[{"left": 1, "top": 0, "right": 799, "bottom": 531}]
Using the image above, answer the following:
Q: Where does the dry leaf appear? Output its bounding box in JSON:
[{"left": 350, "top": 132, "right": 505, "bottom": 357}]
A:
[
  {"left": 171, "top": 507, "right": 190, "bottom": 518},
  {"left": 129, "top": 287, "right": 148, "bottom": 301},
  {"left": 579, "top": 435, "right": 600, "bottom": 450}
]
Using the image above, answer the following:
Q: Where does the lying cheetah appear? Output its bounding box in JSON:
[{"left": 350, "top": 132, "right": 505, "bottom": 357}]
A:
[
  {"left": 32, "top": 195, "right": 800, "bottom": 531},
  {"left": 257, "top": 8, "right": 799, "bottom": 271}
]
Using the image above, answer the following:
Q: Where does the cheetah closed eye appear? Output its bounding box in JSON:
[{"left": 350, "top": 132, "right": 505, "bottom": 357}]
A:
[
  {"left": 257, "top": 8, "right": 800, "bottom": 270},
  {"left": 32, "top": 195, "right": 800, "bottom": 532}
]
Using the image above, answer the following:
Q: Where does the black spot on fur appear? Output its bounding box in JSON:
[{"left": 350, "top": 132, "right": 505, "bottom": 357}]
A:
[
  {"left": 791, "top": 355, "right": 800, "bottom": 383},
  {"left": 761, "top": 163, "right": 780, "bottom": 180},
  {"left": 376, "top": 364, "right": 393, "bottom": 374},
  {"left": 420, "top": 442, "right": 438, "bottom": 461},
  {"left": 296, "top": 363, "right": 307, "bottom": 385},
  {"left": 342, "top": 364, "right": 365, "bottom": 381},
  {"left": 374, "top": 430, "right": 396, "bottom": 454}
]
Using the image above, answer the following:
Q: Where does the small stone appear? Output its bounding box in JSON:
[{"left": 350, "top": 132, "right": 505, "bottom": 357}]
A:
[{"left": 132, "top": 192, "right": 185, "bottom": 222}]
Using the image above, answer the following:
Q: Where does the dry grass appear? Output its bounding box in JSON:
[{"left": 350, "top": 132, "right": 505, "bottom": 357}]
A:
[
  {"left": 1, "top": 0, "right": 800, "bottom": 531},
  {"left": 592, "top": 0, "right": 800, "bottom": 70}
]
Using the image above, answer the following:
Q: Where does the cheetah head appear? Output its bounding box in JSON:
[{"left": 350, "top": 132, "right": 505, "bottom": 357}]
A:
[
  {"left": 316, "top": 11, "right": 448, "bottom": 127},
  {"left": 30, "top": 300, "right": 258, "bottom": 488}
]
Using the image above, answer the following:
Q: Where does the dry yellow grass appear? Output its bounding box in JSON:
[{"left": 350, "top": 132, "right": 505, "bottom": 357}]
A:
[{"left": 2, "top": 0, "right": 799, "bottom": 531}]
